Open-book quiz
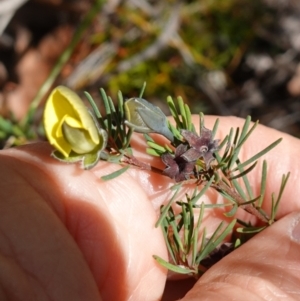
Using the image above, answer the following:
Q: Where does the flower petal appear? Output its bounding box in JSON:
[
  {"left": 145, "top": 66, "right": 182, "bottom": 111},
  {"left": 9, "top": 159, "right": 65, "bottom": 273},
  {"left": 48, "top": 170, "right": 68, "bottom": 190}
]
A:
[
  {"left": 181, "top": 148, "right": 201, "bottom": 162},
  {"left": 181, "top": 130, "right": 199, "bottom": 147},
  {"left": 44, "top": 86, "right": 100, "bottom": 157},
  {"left": 62, "top": 122, "right": 97, "bottom": 154},
  {"left": 174, "top": 143, "right": 188, "bottom": 157}
]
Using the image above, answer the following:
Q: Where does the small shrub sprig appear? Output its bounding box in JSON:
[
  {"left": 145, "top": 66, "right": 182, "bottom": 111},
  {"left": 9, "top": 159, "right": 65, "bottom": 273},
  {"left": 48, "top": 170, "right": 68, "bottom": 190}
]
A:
[{"left": 43, "top": 84, "right": 289, "bottom": 278}]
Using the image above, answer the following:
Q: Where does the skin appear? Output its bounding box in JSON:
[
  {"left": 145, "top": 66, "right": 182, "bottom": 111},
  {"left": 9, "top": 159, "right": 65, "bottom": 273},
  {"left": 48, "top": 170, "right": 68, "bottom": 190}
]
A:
[{"left": 1, "top": 115, "right": 300, "bottom": 301}]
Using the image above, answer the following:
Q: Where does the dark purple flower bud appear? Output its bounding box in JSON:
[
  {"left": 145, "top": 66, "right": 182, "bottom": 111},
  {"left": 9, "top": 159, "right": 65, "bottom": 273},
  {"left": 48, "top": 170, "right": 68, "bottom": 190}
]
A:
[
  {"left": 161, "top": 144, "right": 195, "bottom": 182},
  {"left": 181, "top": 127, "right": 219, "bottom": 169}
]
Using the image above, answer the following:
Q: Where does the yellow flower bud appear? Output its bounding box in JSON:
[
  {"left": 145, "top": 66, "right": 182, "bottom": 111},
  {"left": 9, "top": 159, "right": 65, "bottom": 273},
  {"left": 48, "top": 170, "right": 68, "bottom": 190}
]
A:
[{"left": 43, "top": 86, "right": 100, "bottom": 157}]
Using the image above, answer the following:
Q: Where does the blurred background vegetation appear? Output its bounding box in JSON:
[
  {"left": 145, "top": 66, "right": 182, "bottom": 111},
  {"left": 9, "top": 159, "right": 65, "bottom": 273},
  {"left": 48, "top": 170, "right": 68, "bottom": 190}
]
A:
[{"left": 1, "top": 0, "right": 300, "bottom": 148}]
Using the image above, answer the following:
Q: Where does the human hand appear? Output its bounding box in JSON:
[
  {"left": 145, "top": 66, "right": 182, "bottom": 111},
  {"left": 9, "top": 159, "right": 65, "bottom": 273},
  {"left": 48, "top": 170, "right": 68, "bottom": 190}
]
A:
[{"left": 0, "top": 116, "right": 299, "bottom": 301}]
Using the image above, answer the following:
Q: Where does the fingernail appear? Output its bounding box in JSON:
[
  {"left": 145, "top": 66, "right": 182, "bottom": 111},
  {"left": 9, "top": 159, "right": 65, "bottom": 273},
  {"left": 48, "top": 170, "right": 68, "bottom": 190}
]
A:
[{"left": 291, "top": 216, "right": 300, "bottom": 242}]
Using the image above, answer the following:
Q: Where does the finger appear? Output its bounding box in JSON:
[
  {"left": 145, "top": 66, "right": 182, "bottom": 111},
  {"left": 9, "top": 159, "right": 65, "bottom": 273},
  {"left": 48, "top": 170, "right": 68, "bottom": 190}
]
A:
[
  {"left": 181, "top": 211, "right": 300, "bottom": 301},
  {"left": 0, "top": 148, "right": 101, "bottom": 301},
  {"left": 1, "top": 143, "right": 167, "bottom": 301},
  {"left": 1, "top": 113, "right": 297, "bottom": 300}
]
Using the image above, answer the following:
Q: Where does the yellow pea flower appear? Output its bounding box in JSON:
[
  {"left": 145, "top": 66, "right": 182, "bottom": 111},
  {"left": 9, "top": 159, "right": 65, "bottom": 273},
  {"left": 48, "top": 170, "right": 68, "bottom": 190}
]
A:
[{"left": 44, "top": 86, "right": 101, "bottom": 158}]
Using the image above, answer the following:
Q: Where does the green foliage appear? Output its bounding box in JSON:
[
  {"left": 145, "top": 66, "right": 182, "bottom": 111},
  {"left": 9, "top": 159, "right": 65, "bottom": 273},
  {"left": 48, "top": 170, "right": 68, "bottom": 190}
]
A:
[
  {"left": 139, "top": 90, "right": 289, "bottom": 277},
  {"left": 57, "top": 83, "right": 288, "bottom": 278}
]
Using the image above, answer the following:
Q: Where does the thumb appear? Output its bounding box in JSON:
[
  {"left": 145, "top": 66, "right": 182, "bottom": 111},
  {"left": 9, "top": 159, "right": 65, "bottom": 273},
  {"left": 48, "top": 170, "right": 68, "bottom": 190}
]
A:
[{"left": 182, "top": 211, "right": 300, "bottom": 300}]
